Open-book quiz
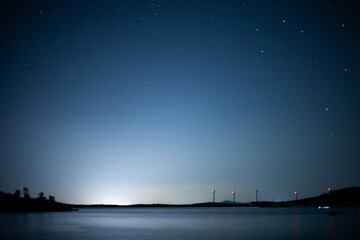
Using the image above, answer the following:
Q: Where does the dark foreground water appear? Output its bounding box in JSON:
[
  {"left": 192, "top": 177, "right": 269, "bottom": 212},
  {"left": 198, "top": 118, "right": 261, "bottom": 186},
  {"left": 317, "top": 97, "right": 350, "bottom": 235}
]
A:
[{"left": 1, "top": 207, "right": 359, "bottom": 240}]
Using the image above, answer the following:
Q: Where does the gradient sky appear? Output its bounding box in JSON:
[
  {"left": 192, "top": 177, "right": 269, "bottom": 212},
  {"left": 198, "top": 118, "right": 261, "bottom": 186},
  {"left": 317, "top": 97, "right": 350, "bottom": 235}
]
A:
[{"left": 0, "top": 0, "right": 359, "bottom": 204}]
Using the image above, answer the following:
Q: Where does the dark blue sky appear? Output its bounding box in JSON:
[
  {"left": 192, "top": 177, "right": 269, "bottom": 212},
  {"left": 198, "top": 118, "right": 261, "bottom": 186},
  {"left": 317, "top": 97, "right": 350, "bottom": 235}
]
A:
[{"left": 1, "top": 0, "right": 359, "bottom": 204}]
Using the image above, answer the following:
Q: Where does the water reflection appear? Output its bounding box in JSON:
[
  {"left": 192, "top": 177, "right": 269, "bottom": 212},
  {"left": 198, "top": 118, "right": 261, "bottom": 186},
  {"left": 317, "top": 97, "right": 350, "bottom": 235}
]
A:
[
  {"left": 230, "top": 215, "right": 238, "bottom": 239},
  {"left": 231, "top": 215, "right": 237, "bottom": 232},
  {"left": 210, "top": 215, "right": 216, "bottom": 232},
  {"left": 293, "top": 215, "right": 300, "bottom": 234},
  {"left": 328, "top": 215, "right": 334, "bottom": 233},
  {"left": 1, "top": 208, "right": 360, "bottom": 240}
]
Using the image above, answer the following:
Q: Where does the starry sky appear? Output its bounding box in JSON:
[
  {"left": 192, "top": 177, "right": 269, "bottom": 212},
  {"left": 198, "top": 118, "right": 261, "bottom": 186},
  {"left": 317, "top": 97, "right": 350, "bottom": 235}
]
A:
[{"left": 0, "top": 0, "right": 359, "bottom": 205}]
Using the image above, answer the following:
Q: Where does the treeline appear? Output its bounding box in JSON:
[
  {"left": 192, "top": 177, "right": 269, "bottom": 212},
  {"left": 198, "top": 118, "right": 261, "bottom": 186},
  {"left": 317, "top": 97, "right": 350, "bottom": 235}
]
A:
[
  {"left": 13, "top": 186, "right": 56, "bottom": 202},
  {"left": 0, "top": 187, "right": 75, "bottom": 213}
]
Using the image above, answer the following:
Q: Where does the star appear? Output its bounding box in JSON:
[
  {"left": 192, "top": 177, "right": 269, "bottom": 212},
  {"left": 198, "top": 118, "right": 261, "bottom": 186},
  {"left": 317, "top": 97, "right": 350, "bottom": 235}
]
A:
[
  {"left": 282, "top": 19, "right": 286, "bottom": 23},
  {"left": 325, "top": 107, "right": 329, "bottom": 111}
]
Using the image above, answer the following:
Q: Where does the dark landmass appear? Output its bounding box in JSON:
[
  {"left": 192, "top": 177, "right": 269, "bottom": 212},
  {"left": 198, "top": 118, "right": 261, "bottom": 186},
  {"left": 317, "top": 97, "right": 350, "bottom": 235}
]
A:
[
  {"left": 251, "top": 187, "right": 360, "bottom": 208},
  {"left": 0, "top": 191, "right": 76, "bottom": 213},
  {"left": 72, "top": 202, "right": 251, "bottom": 208},
  {"left": 1, "top": 186, "right": 359, "bottom": 213},
  {"left": 73, "top": 187, "right": 360, "bottom": 209}
]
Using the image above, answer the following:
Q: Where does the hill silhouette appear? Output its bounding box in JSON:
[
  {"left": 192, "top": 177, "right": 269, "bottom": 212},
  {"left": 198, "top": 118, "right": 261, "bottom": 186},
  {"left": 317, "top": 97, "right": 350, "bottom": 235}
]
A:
[{"left": 251, "top": 187, "right": 360, "bottom": 207}]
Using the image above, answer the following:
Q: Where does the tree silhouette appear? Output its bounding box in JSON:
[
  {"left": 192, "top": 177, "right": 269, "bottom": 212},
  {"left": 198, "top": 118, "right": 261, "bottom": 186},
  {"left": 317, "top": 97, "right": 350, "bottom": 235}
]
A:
[
  {"left": 49, "top": 195, "right": 55, "bottom": 202},
  {"left": 23, "top": 187, "right": 30, "bottom": 199},
  {"left": 14, "top": 189, "right": 21, "bottom": 198},
  {"left": 38, "top": 192, "right": 46, "bottom": 200}
]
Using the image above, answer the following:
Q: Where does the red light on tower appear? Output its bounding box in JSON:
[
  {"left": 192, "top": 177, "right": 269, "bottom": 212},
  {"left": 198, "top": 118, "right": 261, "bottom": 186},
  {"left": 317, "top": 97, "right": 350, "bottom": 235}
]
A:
[
  {"left": 294, "top": 191, "right": 298, "bottom": 201},
  {"left": 212, "top": 188, "right": 215, "bottom": 203},
  {"left": 232, "top": 191, "right": 235, "bottom": 203},
  {"left": 328, "top": 187, "right": 331, "bottom": 192}
]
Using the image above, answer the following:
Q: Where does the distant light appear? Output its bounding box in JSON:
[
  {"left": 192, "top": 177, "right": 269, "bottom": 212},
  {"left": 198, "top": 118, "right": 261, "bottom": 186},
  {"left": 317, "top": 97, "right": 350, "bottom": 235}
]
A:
[
  {"left": 318, "top": 206, "right": 330, "bottom": 209},
  {"left": 328, "top": 187, "right": 331, "bottom": 191},
  {"left": 294, "top": 191, "right": 298, "bottom": 194},
  {"left": 212, "top": 189, "right": 215, "bottom": 193},
  {"left": 232, "top": 191, "right": 235, "bottom": 194},
  {"left": 282, "top": 19, "right": 286, "bottom": 23}
]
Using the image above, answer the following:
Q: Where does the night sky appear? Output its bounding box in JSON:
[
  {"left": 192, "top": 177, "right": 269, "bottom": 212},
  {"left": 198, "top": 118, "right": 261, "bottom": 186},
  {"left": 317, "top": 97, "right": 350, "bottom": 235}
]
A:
[{"left": 1, "top": 0, "right": 359, "bottom": 204}]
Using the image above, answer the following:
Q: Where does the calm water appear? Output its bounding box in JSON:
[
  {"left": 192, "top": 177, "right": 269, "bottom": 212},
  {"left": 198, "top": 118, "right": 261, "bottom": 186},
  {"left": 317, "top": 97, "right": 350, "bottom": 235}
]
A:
[{"left": 1, "top": 207, "right": 359, "bottom": 239}]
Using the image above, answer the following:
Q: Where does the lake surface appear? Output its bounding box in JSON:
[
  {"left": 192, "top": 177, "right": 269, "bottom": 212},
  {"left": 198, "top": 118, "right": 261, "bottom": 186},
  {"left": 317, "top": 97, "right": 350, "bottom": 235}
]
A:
[{"left": 1, "top": 207, "right": 359, "bottom": 239}]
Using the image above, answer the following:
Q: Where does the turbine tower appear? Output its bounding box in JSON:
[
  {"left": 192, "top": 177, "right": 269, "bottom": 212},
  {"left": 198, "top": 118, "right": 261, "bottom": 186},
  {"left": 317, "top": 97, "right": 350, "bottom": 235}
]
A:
[
  {"left": 212, "top": 188, "right": 215, "bottom": 203},
  {"left": 232, "top": 191, "right": 236, "bottom": 203}
]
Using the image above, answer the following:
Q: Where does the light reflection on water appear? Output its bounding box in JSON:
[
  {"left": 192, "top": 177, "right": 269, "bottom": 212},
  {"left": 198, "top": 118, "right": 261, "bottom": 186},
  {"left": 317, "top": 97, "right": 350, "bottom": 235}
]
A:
[
  {"left": 0, "top": 207, "right": 359, "bottom": 240},
  {"left": 293, "top": 215, "right": 300, "bottom": 234}
]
